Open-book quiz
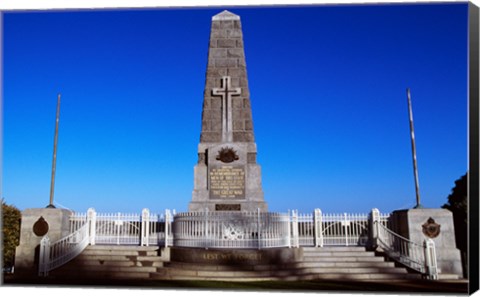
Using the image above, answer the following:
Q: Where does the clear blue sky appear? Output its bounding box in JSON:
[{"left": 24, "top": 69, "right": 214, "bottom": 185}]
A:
[{"left": 2, "top": 3, "right": 468, "bottom": 214}]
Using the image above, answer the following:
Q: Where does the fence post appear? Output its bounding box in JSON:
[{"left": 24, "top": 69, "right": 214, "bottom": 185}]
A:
[
  {"left": 257, "top": 208, "right": 261, "bottom": 249},
  {"left": 424, "top": 239, "right": 438, "bottom": 280},
  {"left": 369, "top": 208, "right": 380, "bottom": 249},
  {"left": 87, "top": 208, "right": 96, "bottom": 246},
  {"left": 291, "top": 210, "right": 299, "bottom": 248},
  {"left": 204, "top": 208, "right": 209, "bottom": 249},
  {"left": 314, "top": 208, "right": 323, "bottom": 247},
  {"left": 165, "top": 209, "right": 171, "bottom": 248},
  {"left": 287, "top": 210, "right": 292, "bottom": 248},
  {"left": 141, "top": 208, "right": 150, "bottom": 246},
  {"left": 38, "top": 236, "right": 50, "bottom": 277}
]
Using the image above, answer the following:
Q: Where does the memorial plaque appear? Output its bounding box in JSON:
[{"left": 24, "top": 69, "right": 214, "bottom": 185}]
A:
[
  {"left": 215, "top": 204, "right": 241, "bottom": 211},
  {"left": 210, "top": 165, "right": 245, "bottom": 199}
]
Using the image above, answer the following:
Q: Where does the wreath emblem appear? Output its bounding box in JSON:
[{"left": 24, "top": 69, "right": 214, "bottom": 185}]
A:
[
  {"left": 422, "top": 217, "right": 441, "bottom": 238},
  {"left": 216, "top": 147, "right": 239, "bottom": 163},
  {"left": 33, "top": 216, "right": 49, "bottom": 237}
]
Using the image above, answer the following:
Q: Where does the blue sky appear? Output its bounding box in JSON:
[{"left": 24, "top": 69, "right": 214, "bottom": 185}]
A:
[{"left": 2, "top": 3, "right": 469, "bottom": 214}]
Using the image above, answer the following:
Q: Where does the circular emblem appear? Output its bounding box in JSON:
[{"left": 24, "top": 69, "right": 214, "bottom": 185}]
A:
[
  {"left": 422, "top": 217, "right": 441, "bottom": 238},
  {"left": 33, "top": 216, "right": 49, "bottom": 237},
  {"left": 216, "top": 147, "right": 239, "bottom": 163}
]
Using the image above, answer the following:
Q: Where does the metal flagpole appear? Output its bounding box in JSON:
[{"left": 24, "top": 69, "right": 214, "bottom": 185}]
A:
[
  {"left": 47, "top": 94, "right": 61, "bottom": 208},
  {"left": 406, "top": 88, "right": 422, "bottom": 208}
]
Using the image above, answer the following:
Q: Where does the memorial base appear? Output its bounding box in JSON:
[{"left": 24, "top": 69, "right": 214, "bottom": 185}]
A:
[
  {"left": 15, "top": 208, "right": 72, "bottom": 276},
  {"left": 390, "top": 208, "right": 463, "bottom": 277}
]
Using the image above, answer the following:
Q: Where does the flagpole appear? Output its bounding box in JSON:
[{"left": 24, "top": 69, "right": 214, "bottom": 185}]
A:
[
  {"left": 47, "top": 94, "right": 61, "bottom": 208},
  {"left": 407, "top": 88, "right": 422, "bottom": 208}
]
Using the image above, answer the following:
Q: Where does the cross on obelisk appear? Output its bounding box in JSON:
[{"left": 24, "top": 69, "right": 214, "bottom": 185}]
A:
[{"left": 212, "top": 76, "right": 241, "bottom": 142}]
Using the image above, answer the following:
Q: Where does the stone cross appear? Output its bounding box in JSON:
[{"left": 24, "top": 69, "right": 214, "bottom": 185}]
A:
[{"left": 212, "top": 76, "right": 241, "bottom": 142}]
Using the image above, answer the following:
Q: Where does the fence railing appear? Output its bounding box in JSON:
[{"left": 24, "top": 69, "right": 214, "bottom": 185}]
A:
[
  {"left": 173, "top": 209, "right": 290, "bottom": 249},
  {"left": 39, "top": 207, "right": 438, "bottom": 280},
  {"left": 70, "top": 208, "right": 174, "bottom": 247},
  {"left": 371, "top": 208, "right": 438, "bottom": 280}
]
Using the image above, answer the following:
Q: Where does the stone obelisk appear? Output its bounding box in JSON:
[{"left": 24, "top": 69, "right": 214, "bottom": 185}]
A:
[{"left": 189, "top": 10, "right": 267, "bottom": 212}]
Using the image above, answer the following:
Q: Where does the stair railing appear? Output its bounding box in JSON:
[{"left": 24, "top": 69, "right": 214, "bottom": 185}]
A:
[
  {"left": 371, "top": 208, "right": 438, "bottom": 280},
  {"left": 38, "top": 221, "right": 90, "bottom": 276},
  {"left": 38, "top": 209, "right": 93, "bottom": 276}
]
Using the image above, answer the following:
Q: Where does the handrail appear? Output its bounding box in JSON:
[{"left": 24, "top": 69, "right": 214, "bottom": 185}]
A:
[
  {"left": 375, "top": 221, "right": 426, "bottom": 274},
  {"left": 39, "top": 220, "right": 90, "bottom": 276}
]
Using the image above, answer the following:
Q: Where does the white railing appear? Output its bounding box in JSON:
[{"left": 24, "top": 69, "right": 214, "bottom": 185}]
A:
[
  {"left": 173, "top": 209, "right": 290, "bottom": 249},
  {"left": 371, "top": 208, "right": 438, "bottom": 280},
  {"left": 70, "top": 208, "right": 173, "bottom": 246},
  {"left": 39, "top": 216, "right": 90, "bottom": 276},
  {"left": 294, "top": 209, "right": 376, "bottom": 247}
]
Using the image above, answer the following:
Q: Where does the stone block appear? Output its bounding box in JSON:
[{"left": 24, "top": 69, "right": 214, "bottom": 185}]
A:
[
  {"left": 218, "top": 20, "right": 234, "bottom": 29},
  {"left": 245, "top": 120, "right": 254, "bottom": 130},
  {"left": 211, "top": 98, "right": 222, "bottom": 109},
  {"left": 201, "top": 119, "right": 210, "bottom": 131},
  {"left": 217, "top": 39, "right": 236, "bottom": 48},
  {"left": 211, "top": 119, "right": 222, "bottom": 131},
  {"left": 226, "top": 29, "right": 243, "bottom": 38},
  {"left": 207, "top": 68, "right": 227, "bottom": 77},
  {"left": 208, "top": 48, "right": 227, "bottom": 58},
  {"left": 215, "top": 58, "right": 238, "bottom": 68},
  {"left": 232, "top": 98, "right": 244, "bottom": 109},
  {"left": 227, "top": 67, "right": 246, "bottom": 78},
  {"left": 233, "top": 120, "right": 244, "bottom": 130},
  {"left": 210, "top": 29, "right": 226, "bottom": 38}
]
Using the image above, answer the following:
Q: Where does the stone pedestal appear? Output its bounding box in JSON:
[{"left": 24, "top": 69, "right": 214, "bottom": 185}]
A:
[
  {"left": 15, "top": 208, "right": 72, "bottom": 276},
  {"left": 390, "top": 208, "right": 463, "bottom": 277},
  {"left": 190, "top": 142, "right": 266, "bottom": 212}
]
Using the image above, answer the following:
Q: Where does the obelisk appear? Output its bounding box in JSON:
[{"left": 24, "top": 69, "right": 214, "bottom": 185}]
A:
[{"left": 189, "top": 10, "right": 267, "bottom": 212}]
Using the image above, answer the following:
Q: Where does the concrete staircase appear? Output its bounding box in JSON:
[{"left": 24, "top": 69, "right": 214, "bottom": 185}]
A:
[
  {"left": 49, "top": 245, "right": 435, "bottom": 282},
  {"left": 50, "top": 245, "right": 165, "bottom": 280},
  {"left": 151, "top": 246, "right": 421, "bottom": 281}
]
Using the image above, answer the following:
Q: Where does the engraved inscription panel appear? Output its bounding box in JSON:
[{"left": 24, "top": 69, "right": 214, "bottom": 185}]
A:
[
  {"left": 210, "top": 166, "right": 245, "bottom": 199},
  {"left": 215, "top": 204, "right": 241, "bottom": 211}
]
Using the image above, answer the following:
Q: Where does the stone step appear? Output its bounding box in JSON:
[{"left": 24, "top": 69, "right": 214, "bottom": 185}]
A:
[
  {"left": 55, "top": 271, "right": 152, "bottom": 280},
  {"left": 68, "top": 259, "right": 165, "bottom": 268},
  {"left": 437, "top": 274, "right": 461, "bottom": 280},
  {"left": 73, "top": 255, "right": 164, "bottom": 262},
  {"left": 81, "top": 249, "right": 158, "bottom": 257},
  {"left": 165, "top": 260, "right": 396, "bottom": 272},
  {"left": 302, "top": 251, "right": 376, "bottom": 257},
  {"left": 303, "top": 256, "right": 385, "bottom": 262},
  {"left": 302, "top": 246, "right": 367, "bottom": 252},
  {"left": 285, "top": 261, "right": 395, "bottom": 269},
  {"left": 158, "top": 266, "right": 408, "bottom": 277},
  {"left": 85, "top": 245, "right": 159, "bottom": 251},
  {"left": 150, "top": 270, "right": 420, "bottom": 281},
  {"left": 55, "top": 265, "right": 158, "bottom": 273}
]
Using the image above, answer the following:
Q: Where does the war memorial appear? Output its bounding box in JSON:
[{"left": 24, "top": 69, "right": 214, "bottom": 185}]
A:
[{"left": 6, "top": 8, "right": 474, "bottom": 293}]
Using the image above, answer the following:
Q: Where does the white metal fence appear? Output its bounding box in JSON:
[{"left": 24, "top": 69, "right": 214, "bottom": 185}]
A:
[
  {"left": 173, "top": 210, "right": 291, "bottom": 249},
  {"left": 69, "top": 208, "right": 174, "bottom": 247},
  {"left": 38, "top": 207, "right": 437, "bottom": 279}
]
